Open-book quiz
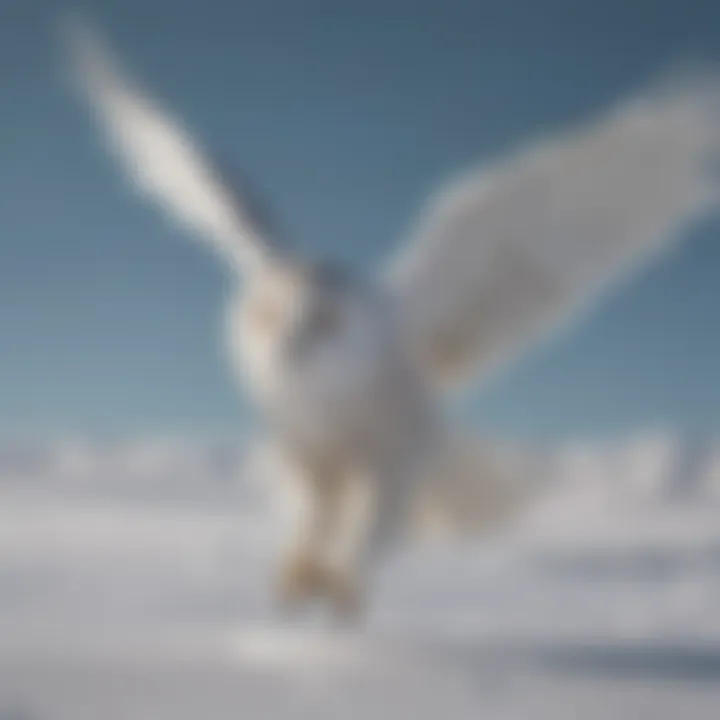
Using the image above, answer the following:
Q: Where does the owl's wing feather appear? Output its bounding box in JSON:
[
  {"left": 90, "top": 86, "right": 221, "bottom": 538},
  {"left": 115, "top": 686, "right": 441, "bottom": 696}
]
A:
[
  {"left": 388, "top": 75, "right": 720, "bottom": 391},
  {"left": 64, "top": 19, "right": 275, "bottom": 274}
]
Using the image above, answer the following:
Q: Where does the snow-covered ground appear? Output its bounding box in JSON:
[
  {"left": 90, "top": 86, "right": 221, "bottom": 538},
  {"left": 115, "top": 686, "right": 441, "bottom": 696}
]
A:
[{"left": 1, "top": 433, "right": 720, "bottom": 719}]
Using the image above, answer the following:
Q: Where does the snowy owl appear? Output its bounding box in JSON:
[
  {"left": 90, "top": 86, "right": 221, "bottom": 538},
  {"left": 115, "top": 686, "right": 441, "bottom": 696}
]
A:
[{"left": 66, "top": 22, "right": 719, "bottom": 620}]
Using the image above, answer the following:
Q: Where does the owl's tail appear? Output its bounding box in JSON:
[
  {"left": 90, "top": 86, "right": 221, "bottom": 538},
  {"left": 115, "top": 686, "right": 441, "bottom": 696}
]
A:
[{"left": 410, "top": 432, "right": 536, "bottom": 542}]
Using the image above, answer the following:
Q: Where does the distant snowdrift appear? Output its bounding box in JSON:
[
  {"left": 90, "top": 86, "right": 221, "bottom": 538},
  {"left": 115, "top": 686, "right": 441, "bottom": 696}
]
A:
[
  {"left": 2, "top": 430, "right": 719, "bottom": 502},
  {"left": 0, "top": 437, "right": 247, "bottom": 497},
  {"left": 2, "top": 431, "right": 720, "bottom": 557},
  {"left": 2, "top": 431, "right": 720, "bottom": 556}
]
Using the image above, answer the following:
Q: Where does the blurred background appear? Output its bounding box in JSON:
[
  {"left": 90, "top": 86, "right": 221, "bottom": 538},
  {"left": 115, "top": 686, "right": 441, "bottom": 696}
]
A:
[{"left": 1, "top": 1, "right": 720, "bottom": 718}]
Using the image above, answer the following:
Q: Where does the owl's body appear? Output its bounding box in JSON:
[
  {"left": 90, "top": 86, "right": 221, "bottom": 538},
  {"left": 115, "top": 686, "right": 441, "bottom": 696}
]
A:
[{"left": 226, "top": 263, "right": 437, "bottom": 615}]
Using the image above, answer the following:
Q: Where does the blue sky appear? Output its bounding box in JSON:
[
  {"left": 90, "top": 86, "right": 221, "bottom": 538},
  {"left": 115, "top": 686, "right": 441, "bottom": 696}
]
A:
[{"left": 0, "top": 0, "right": 719, "bottom": 439}]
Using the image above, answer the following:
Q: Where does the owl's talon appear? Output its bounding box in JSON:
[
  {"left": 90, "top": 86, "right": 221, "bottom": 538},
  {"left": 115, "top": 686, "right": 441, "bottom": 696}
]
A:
[
  {"left": 275, "top": 555, "right": 364, "bottom": 623},
  {"left": 276, "top": 554, "right": 325, "bottom": 611},
  {"left": 325, "top": 569, "right": 364, "bottom": 625}
]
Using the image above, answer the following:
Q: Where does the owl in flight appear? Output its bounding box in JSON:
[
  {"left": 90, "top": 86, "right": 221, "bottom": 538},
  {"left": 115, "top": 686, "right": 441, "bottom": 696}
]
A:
[{"left": 66, "top": 22, "right": 719, "bottom": 621}]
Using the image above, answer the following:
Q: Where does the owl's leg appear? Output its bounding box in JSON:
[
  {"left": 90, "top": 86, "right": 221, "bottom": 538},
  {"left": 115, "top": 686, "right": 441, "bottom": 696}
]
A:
[
  {"left": 274, "top": 453, "right": 350, "bottom": 614},
  {"left": 318, "top": 470, "right": 374, "bottom": 623},
  {"left": 319, "top": 458, "right": 414, "bottom": 623},
  {"left": 276, "top": 482, "right": 329, "bottom": 612}
]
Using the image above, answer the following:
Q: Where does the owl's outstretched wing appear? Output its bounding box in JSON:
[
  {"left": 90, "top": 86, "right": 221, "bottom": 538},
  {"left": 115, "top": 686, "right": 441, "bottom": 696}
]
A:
[
  {"left": 388, "top": 74, "right": 720, "bottom": 391},
  {"left": 64, "top": 19, "right": 277, "bottom": 274}
]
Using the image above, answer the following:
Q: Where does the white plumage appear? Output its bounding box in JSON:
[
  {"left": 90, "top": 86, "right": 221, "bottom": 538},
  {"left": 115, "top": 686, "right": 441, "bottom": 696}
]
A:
[{"left": 66, "top": 20, "right": 720, "bottom": 620}]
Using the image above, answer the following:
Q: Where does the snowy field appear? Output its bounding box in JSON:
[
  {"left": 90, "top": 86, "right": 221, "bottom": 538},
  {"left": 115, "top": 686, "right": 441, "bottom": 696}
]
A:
[{"left": 1, "top": 434, "right": 720, "bottom": 719}]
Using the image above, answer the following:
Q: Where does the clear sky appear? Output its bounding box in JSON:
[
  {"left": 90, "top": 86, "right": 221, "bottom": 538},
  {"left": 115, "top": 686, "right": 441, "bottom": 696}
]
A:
[{"left": 1, "top": 0, "right": 719, "bottom": 439}]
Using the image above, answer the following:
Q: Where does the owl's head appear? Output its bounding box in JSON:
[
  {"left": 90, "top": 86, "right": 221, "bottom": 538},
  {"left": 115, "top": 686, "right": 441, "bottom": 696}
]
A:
[{"left": 240, "top": 258, "right": 361, "bottom": 364}]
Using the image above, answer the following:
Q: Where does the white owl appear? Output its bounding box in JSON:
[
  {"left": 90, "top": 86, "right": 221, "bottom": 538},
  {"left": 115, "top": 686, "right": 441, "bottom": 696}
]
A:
[{"left": 66, "top": 22, "right": 719, "bottom": 620}]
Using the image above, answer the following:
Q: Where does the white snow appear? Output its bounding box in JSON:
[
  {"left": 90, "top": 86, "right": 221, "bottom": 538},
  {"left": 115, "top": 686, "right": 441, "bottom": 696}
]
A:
[{"left": 1, "top": 433, "right": 720, "bottom": 718}]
